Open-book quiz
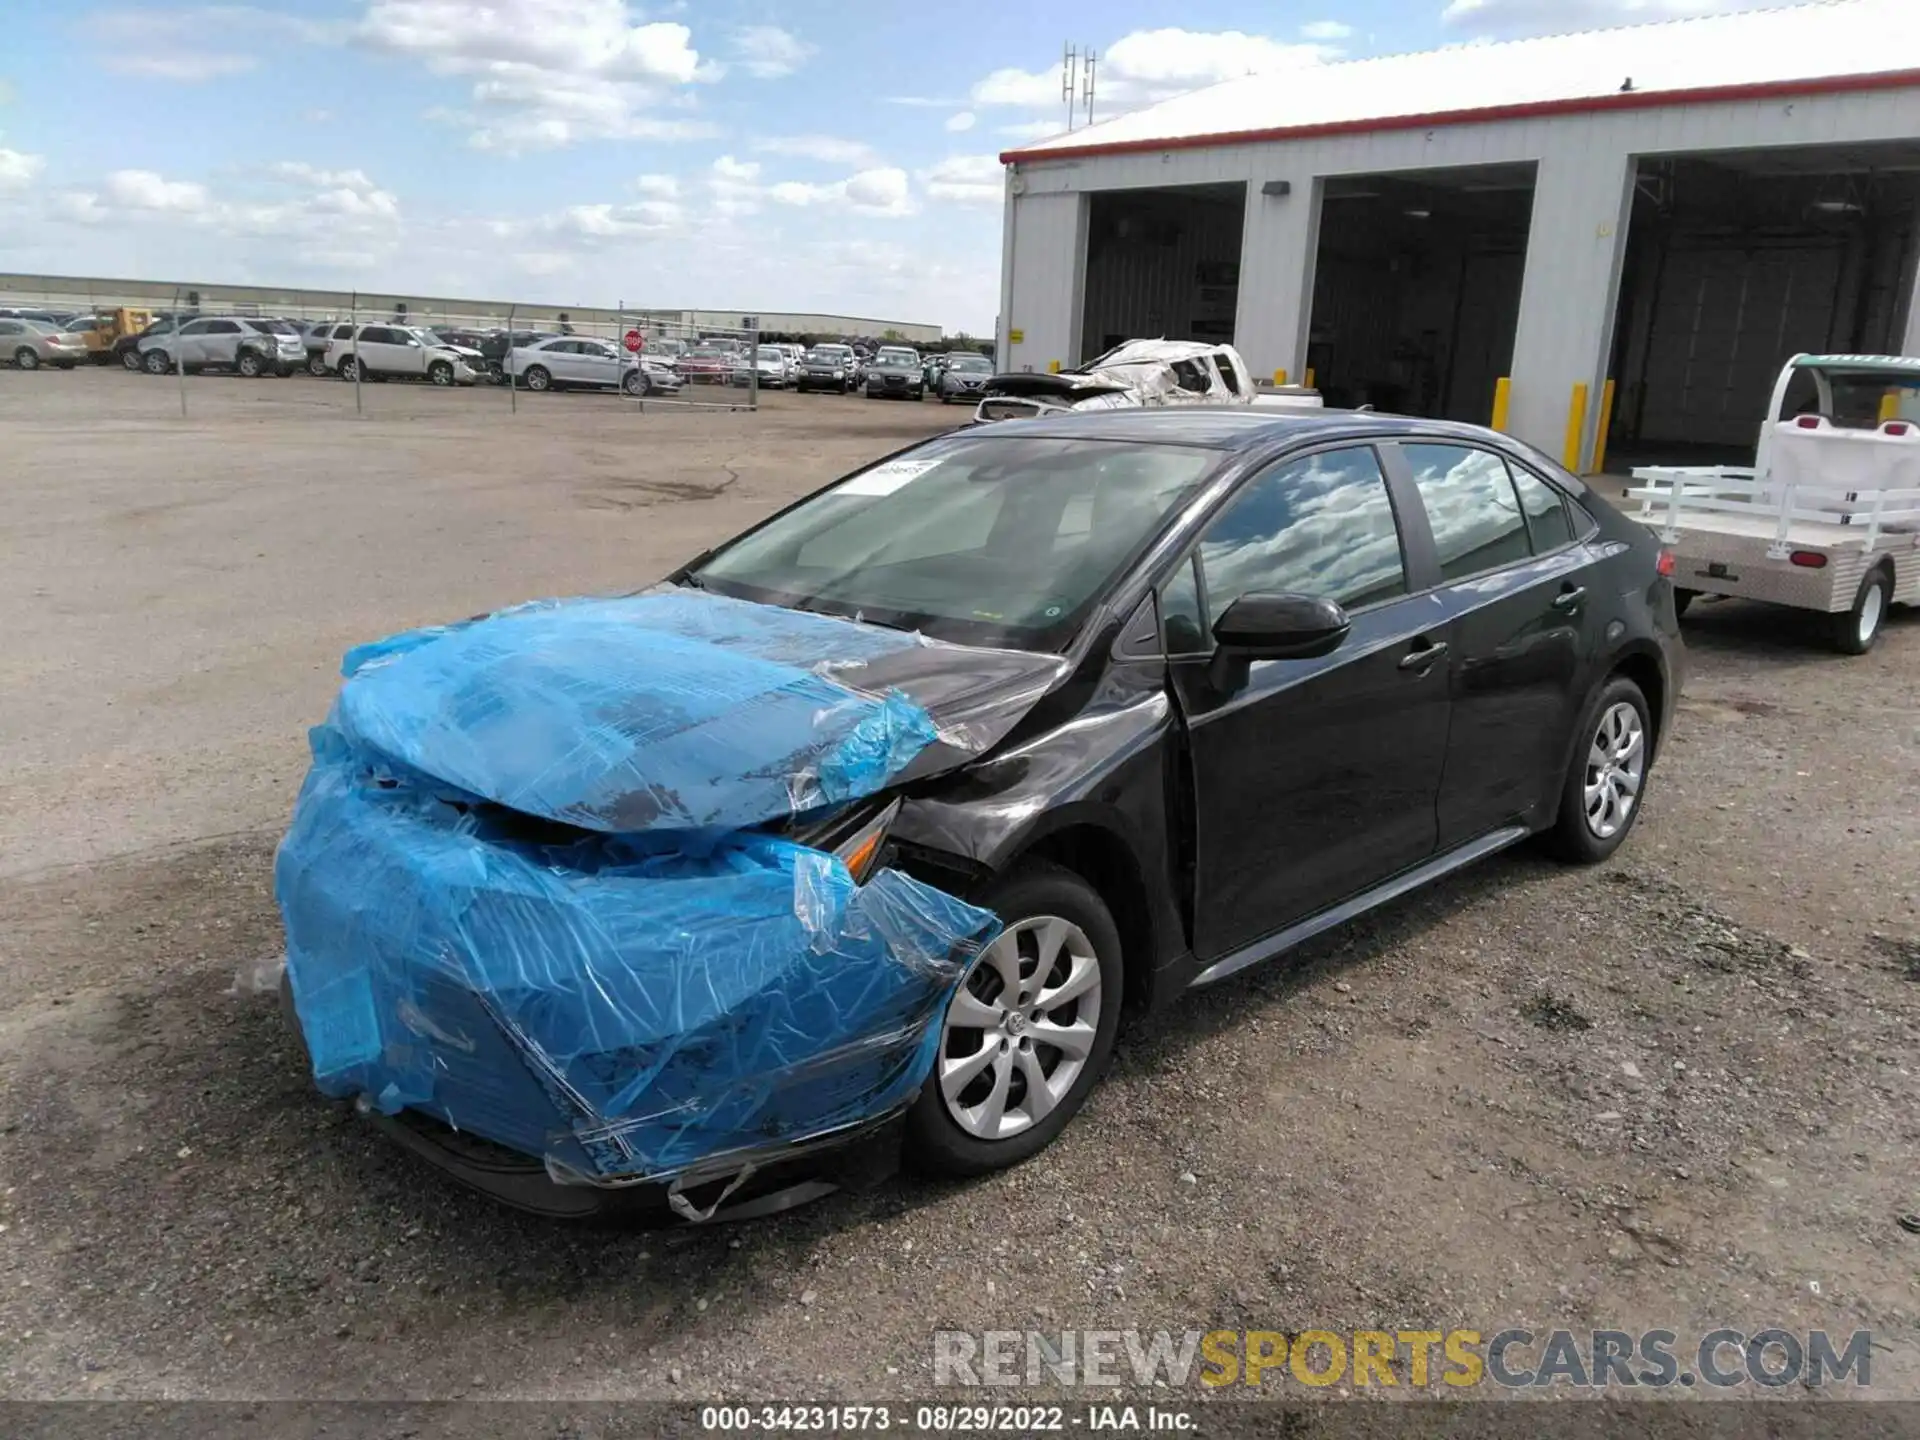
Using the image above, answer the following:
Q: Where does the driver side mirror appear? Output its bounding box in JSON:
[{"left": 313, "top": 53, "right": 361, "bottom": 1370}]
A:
[{"left": 1212, "top": 592, "right": 1351, "bottom": 660}]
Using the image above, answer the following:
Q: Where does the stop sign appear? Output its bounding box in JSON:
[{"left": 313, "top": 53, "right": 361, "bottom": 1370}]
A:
[{"left": 623, "top": 329, "right": 643, "bottom": 353}]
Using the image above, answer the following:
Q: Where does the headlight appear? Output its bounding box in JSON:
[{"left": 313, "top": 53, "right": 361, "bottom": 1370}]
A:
[{"left": 834, "top": 368, "right": 844, "bottom": 377}]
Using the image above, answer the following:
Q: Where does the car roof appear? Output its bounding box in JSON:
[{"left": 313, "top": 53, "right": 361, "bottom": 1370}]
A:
[{"left": 966, "top": 407, "right": 1518, "bottom": 452}]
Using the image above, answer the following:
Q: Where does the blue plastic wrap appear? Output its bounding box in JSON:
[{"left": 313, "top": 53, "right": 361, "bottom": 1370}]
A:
[
  {"left": 334, "top": 589, "right": 942, "bottom": 835},
  {"left": 276, "top": 590, "right": 1004, "bottom": 1186}
]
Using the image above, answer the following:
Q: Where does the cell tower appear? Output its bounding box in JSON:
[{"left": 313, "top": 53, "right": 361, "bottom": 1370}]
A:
[{"left": 1062, "top": 41, "right": 1098, "bottom": 131}]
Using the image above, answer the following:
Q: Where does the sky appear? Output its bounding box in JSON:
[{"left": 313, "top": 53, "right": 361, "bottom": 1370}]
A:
[{"left": 0, "top": 1, "right": 1781, "bottom": 333}]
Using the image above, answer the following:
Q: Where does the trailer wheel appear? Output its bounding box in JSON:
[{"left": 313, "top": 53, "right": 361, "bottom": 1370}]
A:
[
  {"left": 1830, "top": 566, "right": 1892, "bottom": 656},
  {"left": 1673, "top": 588, "right": 1696, "bottom": 619}
]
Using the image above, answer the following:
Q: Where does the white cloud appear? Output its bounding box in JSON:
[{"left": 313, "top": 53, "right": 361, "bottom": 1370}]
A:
[
  {"left": 769, "top": 167, "right": 915, "bottom": 218},
  {"left": 634, "top": 173, "right": 679, "bottom": 198},
  {"left": 752, "top": 135, "right": 877, "bottom": 165},
  {"left": 1301, "top": 20, "right": 1354, "bottom": 40},
  {"left": 997, "top": 119, "right": 1066, "bottom": 142},
  {"left": 730, "top": 24, "right": 814, "bottom": 79},
  {"left": 709, "top": 153, "right": 762, "bottom": 217},
  {"left": 921, "top": 155, "right": 1002, "bottom": 207},
  {"left": 269, "top": 162, "right": 376, "bottom": 190},
  {"left": 0, "top": 147, "right": 43, "bottom": 192},
  {"left": 304, "top": 108, "right": 334, "bottom": 123},
  {"left": 883, "top": 96, "right": 962, "bottom": 108},
  {"left": 945, "top": 111, "right": 976, "bottom": 133},
  {"left": 972, "top": 26, "right": 1338, "bottom": 129},
  {"left": 356, "top": 0, "right": 714, "bottom": 151},
  {"left": 104, "top": 170, "right": 210, "bottom": 213},
  {"left": 85, "top": 5, "right": 335, "bottom": 82},
  {"left": 1440, "top": 0, "right": 1767, "bottom": 34}
]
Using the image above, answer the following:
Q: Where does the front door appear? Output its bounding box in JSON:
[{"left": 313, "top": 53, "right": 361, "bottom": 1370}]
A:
[
  {"left": 1385, "top": 441, "right": 1604, "bottom": 846},
  {"left": 1167, "top": 443, "right": 1453, "bottom": 961}
]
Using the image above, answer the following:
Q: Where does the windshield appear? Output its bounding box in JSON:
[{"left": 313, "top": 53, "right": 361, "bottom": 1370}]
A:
[
  {"left": 807, "top": 347, "right": 848, "bottom": 362},
  {"left": 876, "top": 348, "right": 918, "bottom": 367},
  {"left": 757, "top": 346, "right": 784, "bottom": 360},
  {"left": 689, "top": 346, "right": 729, "bottom": 359},
  {"left": 947, "top": 354, "right": 992, "bottom": 372},
  {"left": 691, "top": 435, "right": 1220, "bottom": 650}
]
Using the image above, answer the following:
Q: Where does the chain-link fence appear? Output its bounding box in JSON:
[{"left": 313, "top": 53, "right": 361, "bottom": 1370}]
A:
[{"left": 2, "top": 284, "right": 783, "bottom": 421}]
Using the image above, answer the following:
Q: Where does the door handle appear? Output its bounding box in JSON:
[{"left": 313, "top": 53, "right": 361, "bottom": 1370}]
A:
[
  {"left": 1399, "top": 641, "right": 1449, "bottom": 671},
  {"left": 1552, "top": 587, "right": 1587, "bottom": 612}
]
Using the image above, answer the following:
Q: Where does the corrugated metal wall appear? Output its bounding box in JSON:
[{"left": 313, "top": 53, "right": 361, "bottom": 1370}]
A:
[{"left": 1078, "top": 188, "right": 1247, "bottom": 362}]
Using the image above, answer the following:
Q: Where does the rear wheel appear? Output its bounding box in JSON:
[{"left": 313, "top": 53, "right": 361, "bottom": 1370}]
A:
[
  {"left": 14, "top": 346, "right": 39, "bottom": 370},
  {"left": 523, "top": 365, "right": 551, "bottom": 392},
  {"left": 236, "top": 349, "right": 265, "bottom": 378},
  {"left": 121, "top": 347, "right": 144, "bottom": 371},
  {"left": 307, "top": 353, "right": 329, "bottom": 377},
  {"left": 337, "top": 355, "right": 360, "bottom": 382},
  {"left": 904, "top": 861, "right": 1123, "bottom": 1177},
  {"left": 1830, "top": 566, "right": 1892, "bottom": 656},
  {"left": 1543, "top": 676, "right": 1651, "bottom": 865}
]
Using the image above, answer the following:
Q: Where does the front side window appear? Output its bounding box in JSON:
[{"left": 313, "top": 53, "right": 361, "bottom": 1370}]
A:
[
  {"left": 1403, "top": 444, "right": 1531, "bottom": 582},
  {"left": 206, "top": 320, "right": 242, "bottom": 334},
  {"left": 177, "top": 319, "right": 212, "bottom": 336},
  {"left": 694, "top": 436, "right": 1221, "bottom": 650},
  {"left": 1196, "top": 446, "right": 1408, "bottom": 622}
]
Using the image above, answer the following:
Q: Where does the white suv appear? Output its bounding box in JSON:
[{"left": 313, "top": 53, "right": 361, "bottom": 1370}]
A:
[{"left": 324, "top": 324, "right": 478, "bottom": 386}]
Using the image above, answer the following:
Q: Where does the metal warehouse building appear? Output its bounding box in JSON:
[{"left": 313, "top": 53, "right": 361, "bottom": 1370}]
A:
[{"left": 994, "top": 0, "right": 1920, "bottom": 469}]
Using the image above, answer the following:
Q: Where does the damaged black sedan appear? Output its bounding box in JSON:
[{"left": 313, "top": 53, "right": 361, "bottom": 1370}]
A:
[{"left": 278, "top": 408, "right": 1683, "bottom": 1221}]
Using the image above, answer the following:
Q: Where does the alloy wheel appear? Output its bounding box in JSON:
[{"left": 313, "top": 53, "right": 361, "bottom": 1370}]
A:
[
  {"left": 1584, "top": 701, "right": 1645, "bottom": 841},
  {"left": 937, "top": 916, "right": 1102, "bottom": 1141}
]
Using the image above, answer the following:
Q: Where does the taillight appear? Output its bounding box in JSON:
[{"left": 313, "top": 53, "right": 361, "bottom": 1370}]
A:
[
  {"left": 1789, "top": 550, "right": 1828, "bottom": 569},
  {"left": 1656, "top": 551, "right": 1675, "bottom": 577}
]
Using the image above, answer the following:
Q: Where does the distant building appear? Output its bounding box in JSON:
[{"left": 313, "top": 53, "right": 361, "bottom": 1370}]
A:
[{"left": 0, "top": 271, "right": 943, "bottom": 345}]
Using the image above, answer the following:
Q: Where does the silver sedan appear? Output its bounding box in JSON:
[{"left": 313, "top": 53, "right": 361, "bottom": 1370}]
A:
[{"left": 0, "top": 319, "right": 89, "bottom": 370}]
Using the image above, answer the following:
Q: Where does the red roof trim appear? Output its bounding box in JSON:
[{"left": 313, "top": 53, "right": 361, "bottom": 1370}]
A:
[{"left": 998, "top": 68, "right": 1920, "bottom": 166}]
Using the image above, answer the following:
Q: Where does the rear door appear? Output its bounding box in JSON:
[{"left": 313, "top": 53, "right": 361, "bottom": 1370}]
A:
[
  {"left": 1167, "top": 442, "right": 1453, "bottom": 959},
  {"left": 1381, "top": 440, "right": 1602, "bottom": 846}
]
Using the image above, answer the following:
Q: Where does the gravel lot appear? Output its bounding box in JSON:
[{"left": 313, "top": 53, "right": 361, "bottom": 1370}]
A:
[{"left": 2, "top": 368, "right": 1916, "bottom": 1404}]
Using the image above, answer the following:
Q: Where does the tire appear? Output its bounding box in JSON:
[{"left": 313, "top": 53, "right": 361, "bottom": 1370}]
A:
[
  {"left": 1829, "top": 565, "right": 1892, "bottom": 656},
  {"left": 337, "top": 356, "right": 359, "bottom": 382},
  {"left": 1673, "top": 588, "right": 1695, "bottom": 619},
  {"left": 903, "top": 861, "right": 1124, "bottom": 1178},
  {"left": 307, "top": 353, "right": 329, "bottom": 377},
  {"left": 1542, "top": 676, "right": 1652, "bottom": 865},
  {"left": 523, "top": 365, "right": 551, "bottom": 392},
  {"left": 428, "top": 361, "right": 454, "bottom": 387},
  {"left": 14, "top": 346, "right": 39, "bottom": 371},
  {"left": 143, "top": 349, "right": 171, "bottom": 375},
  {"left": 121, "top": 347, "right": 144, "bottom": 371},
  {"left": 621, "top": 369, "right": 647, "bottom": 397},
  {"left": 235, "top": 349, "right": 265, "bottom": 378}
]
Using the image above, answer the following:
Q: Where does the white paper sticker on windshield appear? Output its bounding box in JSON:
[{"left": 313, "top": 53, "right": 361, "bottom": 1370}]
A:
[{"left": 837, "top": 459, "right": 940, "bottom": 496}]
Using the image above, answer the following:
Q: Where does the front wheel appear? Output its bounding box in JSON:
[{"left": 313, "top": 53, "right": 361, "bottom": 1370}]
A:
[
  {"left": 903, "top": 861, "right": 1123, "bottom": 1178},
  {"left": 1830, "top": 566, "right": 1892, "bottom": 656},
  {"left": 621, "top": 370, "right": 648, "bottom": 397},
  {"left": 523, "top": 365, "right": 551, "bottom": 392},
  {"left": 1542, "top": 677, "right": 1652, "bottom": 865},
  {"left": 121, "top": 347, "right": 144, "bottom": 371},
  {"left": 307, "top": 353, "right": 329, "bottom": 377},
  {"left": 15, "top": 346, "right": 39, "bottom": 370},
  {"left": 143, "top": 349, "right": 171, "bottom": 374},
  {"left": 428, "top": 361, "right": 454, "bottom": 386}
]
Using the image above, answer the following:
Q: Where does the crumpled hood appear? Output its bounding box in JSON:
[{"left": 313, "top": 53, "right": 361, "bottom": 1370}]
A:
[{"left": 330, "top": 588, "right": 1069, "bottom": 835}]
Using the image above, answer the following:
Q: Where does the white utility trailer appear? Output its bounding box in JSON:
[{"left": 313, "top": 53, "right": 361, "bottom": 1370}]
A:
[{"left": 1628, "top": 354, "right": 1920, "bottom": 654}]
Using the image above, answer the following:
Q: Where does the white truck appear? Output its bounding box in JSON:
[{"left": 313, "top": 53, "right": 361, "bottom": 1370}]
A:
[
  {"left": 1628, "top": 353, "right": 1920, "bottom": 654},
  {"left": 974, "top": 339, "right": 1322, "bottom": 423}
]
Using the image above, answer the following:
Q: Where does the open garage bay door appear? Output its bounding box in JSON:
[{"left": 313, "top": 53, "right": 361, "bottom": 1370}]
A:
[
  {"left": 1306, "top": 163, "right": 1536, "bottom": 424},
  {"left": 1079, "top": 184, "right": 1246, "bottom": 363},
  {"left": 1609, "top": 146, "right": 1920, "bottom": 465}
]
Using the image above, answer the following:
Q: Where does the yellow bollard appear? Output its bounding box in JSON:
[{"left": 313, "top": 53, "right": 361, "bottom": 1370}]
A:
[
  {"left": 1563, "top": 382, "right": 1590, "bottom": 472},
  {"left": 1592, "top": 379, "right": 1618, "bottom": 474},
  {"left": 1305, "top": 367, "right": 1316, "bottom": 390},
  {"left": 1047, "top": 359, "right": 1061, "bottom": 374},
  {"left": 1273, "top": 368, "right": 1288, "bottom": 386},
  {"left": 1490, "top": 377, "right": 1512, "bottom": 432},
  {"left": 1881, "top": 391, "right": 1901, "bottom": 424}
]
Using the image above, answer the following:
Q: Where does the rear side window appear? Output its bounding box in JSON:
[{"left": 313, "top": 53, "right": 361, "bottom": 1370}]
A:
[
  {"left": 1507, "top": 461, "right": 1574, "bottom": 552},
  {"left": 1402, "top": 444, "right": 1531, "bottom": 582},
  {"left": 1197, "top": 445, "right": 1408, "bottom": 618}
]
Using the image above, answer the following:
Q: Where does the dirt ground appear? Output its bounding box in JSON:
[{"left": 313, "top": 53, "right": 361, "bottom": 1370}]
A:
[{"left": 1, "top": 368, "right": 1916, "bottom": 1406}]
